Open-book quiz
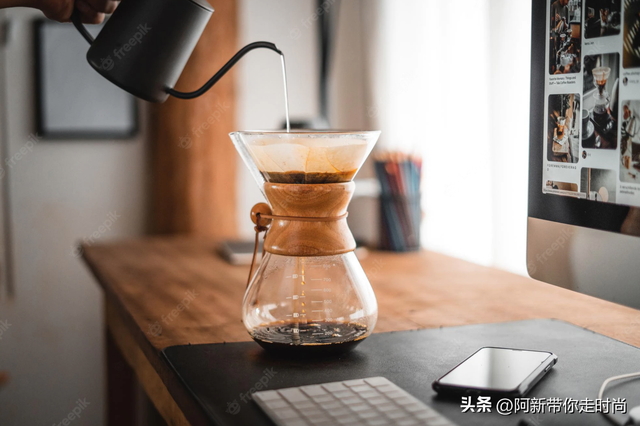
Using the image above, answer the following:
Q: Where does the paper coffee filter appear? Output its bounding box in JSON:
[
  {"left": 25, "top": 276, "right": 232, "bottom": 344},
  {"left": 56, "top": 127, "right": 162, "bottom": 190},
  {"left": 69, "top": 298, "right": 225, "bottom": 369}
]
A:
[
  {"left": 247, "top": 138, "right": 370, "bottom": 173},
  {"left": 230, "top": 131, "right": 380, "bottom": 191},
  {"left": 592, "top": 67, "right": 611, "bottom": 83}
]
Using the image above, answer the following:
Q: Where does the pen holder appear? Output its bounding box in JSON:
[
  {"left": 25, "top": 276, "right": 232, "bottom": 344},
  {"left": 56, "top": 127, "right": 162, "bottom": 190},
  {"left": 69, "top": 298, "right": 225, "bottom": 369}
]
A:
[{"left": 379, "top": 193, "right": 422, "bottom": 252}]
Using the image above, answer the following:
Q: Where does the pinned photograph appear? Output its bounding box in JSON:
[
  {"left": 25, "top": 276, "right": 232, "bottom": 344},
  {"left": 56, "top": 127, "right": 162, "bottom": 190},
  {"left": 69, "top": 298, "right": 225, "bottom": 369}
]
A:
[
  {"left": 580, "top": 168, "right": 617, "bottom": 203},
  {"left": 585, "top": 0, "right": 622, "bottom": 38},
  {"left": 583, "top": 53, "right": 620, "bottom": 149},
  {"left": 550, "top": 0, "right": 582, "bottom": 74},
  {"left": 545, "top": 180, "right": 581, "bottom": 198},
  {"left": 620, "top": 101, "right": 640, "bottom": 183},
  {"left": 548, "top": 93, "right": 581, "bottom": 163},
  {"left": 623, "top": 0, "right": 640, "bottom": 68}
]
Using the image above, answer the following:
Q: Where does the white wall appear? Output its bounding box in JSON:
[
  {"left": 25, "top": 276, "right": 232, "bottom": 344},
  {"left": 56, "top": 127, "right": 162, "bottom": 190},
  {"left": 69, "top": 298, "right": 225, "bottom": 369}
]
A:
[
  {"left": 489, "top": 0, "right": 532, "bottom": 275},
  {"left": 0, "top": 9, "right": 148, "bottom": 426},
  {"left": 358, "top": 0, "right": 496, "bottom": 266},
  {"left": 355, "top": 0, "right": 532, "bottom": 274}
]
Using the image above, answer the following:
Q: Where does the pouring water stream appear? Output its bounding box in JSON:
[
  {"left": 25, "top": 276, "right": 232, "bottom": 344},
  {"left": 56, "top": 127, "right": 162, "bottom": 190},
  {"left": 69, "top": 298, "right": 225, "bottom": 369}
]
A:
[{"left": 280, "top": 54, "right": 291, "bottom": 133}]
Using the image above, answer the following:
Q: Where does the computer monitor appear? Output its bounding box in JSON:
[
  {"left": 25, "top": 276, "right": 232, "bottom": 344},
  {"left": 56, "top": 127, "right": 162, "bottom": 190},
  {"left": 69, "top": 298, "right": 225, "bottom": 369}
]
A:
[{"left": 528, "top": 0, "right": 640, "bottom": 309}]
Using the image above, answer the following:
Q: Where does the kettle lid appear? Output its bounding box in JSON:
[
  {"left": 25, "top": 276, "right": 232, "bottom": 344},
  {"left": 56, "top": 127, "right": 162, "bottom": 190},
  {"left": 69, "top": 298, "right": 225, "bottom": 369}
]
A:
[{"left": 187, "top": 0, "right": 214, "bottom": 12}]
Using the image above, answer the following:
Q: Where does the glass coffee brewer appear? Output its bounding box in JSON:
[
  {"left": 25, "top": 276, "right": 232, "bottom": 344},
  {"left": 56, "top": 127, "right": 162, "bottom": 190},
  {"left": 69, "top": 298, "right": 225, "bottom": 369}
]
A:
[
  {"left": 230, "top": 131, "right": 381, "bottom": 354},
  {"left": 592, "top": 67, "right": 612, "bottom": 130},
  {"left": 591, "top": 66, "right": 617, "bottom": 148}
]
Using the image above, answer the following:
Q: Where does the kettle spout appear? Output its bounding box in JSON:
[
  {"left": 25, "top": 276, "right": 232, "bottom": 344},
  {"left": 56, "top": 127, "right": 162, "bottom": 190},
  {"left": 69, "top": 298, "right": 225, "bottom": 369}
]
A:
[{"left": 167, "top": 41, "right": 282, "bottom": 100}]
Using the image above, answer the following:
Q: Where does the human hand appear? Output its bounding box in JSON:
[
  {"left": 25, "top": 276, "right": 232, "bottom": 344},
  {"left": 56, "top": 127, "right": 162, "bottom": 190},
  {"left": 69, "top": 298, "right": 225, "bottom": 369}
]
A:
[
  {"left": 36, "top": 0, "right": 119, "bottom": 24},
  {"left": 622, "top": 208, "right": 640, "bottom": 237}
]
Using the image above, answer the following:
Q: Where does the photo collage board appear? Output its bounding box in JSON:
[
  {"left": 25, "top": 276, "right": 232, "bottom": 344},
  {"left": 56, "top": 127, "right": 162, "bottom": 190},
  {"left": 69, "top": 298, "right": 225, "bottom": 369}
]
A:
[{"left": 543, "top": 0, "right": 640, "bottom": 207}]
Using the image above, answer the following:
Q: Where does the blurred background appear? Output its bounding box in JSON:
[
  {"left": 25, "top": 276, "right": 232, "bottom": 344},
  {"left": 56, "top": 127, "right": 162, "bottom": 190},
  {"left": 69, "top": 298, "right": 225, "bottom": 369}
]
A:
[{"left": 0, "top": 0, "right": 532, "bottom": 424}]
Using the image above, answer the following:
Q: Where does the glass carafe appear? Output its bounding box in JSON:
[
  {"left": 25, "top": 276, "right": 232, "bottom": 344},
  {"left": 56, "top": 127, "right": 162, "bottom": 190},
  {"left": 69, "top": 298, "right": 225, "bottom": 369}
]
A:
[
  {"left": 229, "top": 131, "right": 380, "bottom": 355},
  {"left": 592, "top": 67, "right": 612, "bottom": 130}
]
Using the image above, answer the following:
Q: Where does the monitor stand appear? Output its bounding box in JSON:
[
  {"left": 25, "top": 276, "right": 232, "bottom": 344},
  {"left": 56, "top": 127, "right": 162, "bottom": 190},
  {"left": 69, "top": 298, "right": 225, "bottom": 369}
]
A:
[{"left": 527, "top": 217, "right": 640, "bottom": 309}]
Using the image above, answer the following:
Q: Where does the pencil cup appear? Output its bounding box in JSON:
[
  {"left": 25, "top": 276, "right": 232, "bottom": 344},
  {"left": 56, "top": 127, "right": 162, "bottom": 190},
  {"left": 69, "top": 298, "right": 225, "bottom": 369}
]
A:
[{"left": 379, "top": 193, "right": 422, "bottom": 252}]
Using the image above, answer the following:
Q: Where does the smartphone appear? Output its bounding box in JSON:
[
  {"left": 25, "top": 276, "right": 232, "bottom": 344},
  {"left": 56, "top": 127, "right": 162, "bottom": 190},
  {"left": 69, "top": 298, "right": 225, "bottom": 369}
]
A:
[
  {"left": 218, "top": 240, "right": 263, "bottom": 265},
  {"left": 432, "top": 347, "right": 558, "bottom": 398}
]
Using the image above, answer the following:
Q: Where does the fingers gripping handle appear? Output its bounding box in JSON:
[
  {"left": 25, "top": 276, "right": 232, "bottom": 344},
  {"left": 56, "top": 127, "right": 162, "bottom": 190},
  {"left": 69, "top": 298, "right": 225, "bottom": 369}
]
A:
[{"left": 71, "top": 8, "right": 95, "bottom": 45}]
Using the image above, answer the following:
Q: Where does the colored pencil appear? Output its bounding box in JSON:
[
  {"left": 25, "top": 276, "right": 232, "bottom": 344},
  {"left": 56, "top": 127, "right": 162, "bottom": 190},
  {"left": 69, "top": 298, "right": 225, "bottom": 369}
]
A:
[{"left": 374, "top": 152, "right": 422, "bottom": 251}]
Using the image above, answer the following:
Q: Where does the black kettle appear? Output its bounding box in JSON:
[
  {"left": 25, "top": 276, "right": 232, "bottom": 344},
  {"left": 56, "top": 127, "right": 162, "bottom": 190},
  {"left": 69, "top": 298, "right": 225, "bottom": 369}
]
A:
[{"left": 71, "top": 0, "right": 280, "bottom": 103}]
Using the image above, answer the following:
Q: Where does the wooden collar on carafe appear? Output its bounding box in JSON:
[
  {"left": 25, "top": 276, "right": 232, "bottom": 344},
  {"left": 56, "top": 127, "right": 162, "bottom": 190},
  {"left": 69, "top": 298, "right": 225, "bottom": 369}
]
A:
[{"left": 245, "top": 182, "right": 357, "bottom": 288}]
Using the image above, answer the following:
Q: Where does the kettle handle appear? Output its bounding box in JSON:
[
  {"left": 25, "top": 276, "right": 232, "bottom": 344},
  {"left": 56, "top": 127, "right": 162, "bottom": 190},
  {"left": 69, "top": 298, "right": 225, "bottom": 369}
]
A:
[{"left": 71, "top": 8, "right": 95, "bottom": 45}]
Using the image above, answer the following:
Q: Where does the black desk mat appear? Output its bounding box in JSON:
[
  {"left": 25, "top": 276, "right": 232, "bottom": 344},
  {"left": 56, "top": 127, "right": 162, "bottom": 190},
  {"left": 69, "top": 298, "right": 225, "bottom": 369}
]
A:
[{"left": 162, "top": 319, "right": 640, "bottom": 426}]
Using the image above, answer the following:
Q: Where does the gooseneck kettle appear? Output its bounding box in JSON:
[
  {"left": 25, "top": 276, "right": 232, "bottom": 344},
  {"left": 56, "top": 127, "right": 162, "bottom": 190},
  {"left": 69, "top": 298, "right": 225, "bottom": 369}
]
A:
[{"left": 71, "top": 0, "right": 281, "bottom": 103}]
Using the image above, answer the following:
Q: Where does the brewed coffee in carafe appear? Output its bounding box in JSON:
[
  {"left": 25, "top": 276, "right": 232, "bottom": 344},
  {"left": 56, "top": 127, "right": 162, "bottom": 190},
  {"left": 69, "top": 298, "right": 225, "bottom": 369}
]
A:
[{"left": 230, "top": 131, "right": 381, "bottom": 355}]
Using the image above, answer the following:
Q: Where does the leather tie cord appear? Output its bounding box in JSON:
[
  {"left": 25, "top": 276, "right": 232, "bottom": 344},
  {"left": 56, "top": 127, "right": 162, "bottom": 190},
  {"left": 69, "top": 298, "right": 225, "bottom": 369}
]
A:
[{"left": 246, "top": 212, "right": 349, "bottom": 289}]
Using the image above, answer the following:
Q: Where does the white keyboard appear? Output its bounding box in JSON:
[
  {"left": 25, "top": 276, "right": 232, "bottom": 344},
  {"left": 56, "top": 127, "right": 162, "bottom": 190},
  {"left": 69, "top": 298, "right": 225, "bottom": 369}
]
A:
[{"left": 253, "top": 377, "right": 458, "bottom": 426}]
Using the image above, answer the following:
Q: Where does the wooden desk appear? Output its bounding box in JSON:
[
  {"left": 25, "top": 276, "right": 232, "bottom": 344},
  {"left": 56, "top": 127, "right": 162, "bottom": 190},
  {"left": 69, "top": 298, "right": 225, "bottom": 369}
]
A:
[{"left": 82, "top": 237, "right": 640, "bottom": 426}]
